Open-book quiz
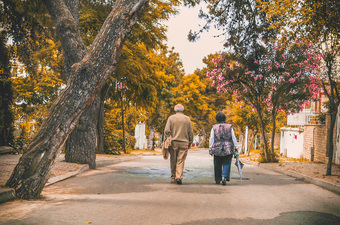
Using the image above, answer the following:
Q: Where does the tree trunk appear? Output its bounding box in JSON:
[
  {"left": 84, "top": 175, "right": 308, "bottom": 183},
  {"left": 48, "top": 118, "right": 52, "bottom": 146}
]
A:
[
  {"left": 258, "top": 113, "right": 269, "bottom": 161},
  {"left": 0, "top": 33, "right": 14, "bottom": 147},
  {"left": 6, "top": 0, "right": 148, "bottom": 199},
  {"left": 326, "top": 112, "right": 337, "bottom": 175},
  {"left": 270, "top": 112, "right": 277, "bottom": 162},
  {"left": 65, "top": 82, "right": 109, "bottom": 167},
  {"left": 65, "top": 95, "right": 100, "bottom": 169},
  {"left": 148, "top": 125, "right": 155, "bottom": 150},
  {"left": 121, "top": 97, "right": 126, "bottom": 153},
  {"left": 97, "top": 83, "right": 110, "bottom": 154}
]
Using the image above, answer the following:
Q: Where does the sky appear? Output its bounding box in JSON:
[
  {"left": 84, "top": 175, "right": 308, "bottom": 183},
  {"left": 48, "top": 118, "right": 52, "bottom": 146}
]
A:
[{"left": 164, "top": 4, "right": 226, "bottom": 74}]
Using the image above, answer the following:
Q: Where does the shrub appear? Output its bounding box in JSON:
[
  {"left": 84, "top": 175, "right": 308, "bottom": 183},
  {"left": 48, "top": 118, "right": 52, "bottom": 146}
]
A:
[{"left": 104, "top": 130, "right": 136, "bottom": 155}]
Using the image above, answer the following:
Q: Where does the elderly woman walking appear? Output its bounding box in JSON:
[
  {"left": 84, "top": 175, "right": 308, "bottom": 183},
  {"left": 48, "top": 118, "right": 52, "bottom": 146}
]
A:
[{"left": 209, "top": 112, "right": 238, "bottom": 185}]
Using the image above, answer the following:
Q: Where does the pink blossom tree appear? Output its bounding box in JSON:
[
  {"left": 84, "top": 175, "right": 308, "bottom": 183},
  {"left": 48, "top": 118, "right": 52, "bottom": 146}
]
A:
[{"left": 208, "top": 40, "right": 321, "bottom": 162}]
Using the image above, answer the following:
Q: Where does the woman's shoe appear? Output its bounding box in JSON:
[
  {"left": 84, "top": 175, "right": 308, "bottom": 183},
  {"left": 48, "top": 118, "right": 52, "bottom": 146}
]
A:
[{"left": 222, "top": 177, "right": 227, "bottom": 185}]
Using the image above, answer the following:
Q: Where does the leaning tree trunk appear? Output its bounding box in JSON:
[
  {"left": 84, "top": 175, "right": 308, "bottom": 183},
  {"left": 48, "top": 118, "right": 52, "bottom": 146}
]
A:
[
  {"left": 6, "top": 0, "right": 148, "bottom": 199},
  {"left": 148, "top": 125, "right": 155, "bottom": 150}
]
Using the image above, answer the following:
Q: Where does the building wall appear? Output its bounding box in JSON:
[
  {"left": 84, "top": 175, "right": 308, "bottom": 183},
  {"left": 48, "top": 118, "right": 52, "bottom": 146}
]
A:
[{"left": 303, "top": 125, "right": 327, "bottom": 163}]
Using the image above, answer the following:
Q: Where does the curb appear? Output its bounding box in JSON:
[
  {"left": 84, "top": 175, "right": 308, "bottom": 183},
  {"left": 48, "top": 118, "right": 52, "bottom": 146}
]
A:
[
  {"left": 242, "top": 159, "right": 340, "bottom": 195},
  {"left": 0, "top": 155, "right": 143, "bottom": 204}
]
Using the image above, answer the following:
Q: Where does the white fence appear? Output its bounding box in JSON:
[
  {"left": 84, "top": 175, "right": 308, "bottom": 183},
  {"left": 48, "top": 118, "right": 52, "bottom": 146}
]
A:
[{"left": 287, "top": 110, "right": 323, "bottom": 126}]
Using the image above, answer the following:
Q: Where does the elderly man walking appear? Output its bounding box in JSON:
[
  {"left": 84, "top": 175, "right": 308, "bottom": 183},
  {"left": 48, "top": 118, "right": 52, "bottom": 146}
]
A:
[{"left": 164, "top": 104, "right": 193, "bottom": 185}]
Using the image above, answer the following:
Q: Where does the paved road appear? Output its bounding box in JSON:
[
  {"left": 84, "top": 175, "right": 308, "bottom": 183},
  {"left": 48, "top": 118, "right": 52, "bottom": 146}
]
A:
[{"left": 1, "top": 149, "right": 339, "bottom": 225}]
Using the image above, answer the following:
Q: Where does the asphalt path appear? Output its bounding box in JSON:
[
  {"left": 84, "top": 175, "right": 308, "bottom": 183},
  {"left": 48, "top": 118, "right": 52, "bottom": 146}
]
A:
[{"left": 1, "top": 149, "right": 339, "bottom": 225}]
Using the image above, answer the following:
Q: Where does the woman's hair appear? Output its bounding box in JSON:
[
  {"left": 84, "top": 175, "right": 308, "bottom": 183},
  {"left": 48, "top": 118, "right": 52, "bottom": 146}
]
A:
[
  {"left": 174, "top": 104, "right": 184, "bottom": 112},
  {"left": 216, "top": 112, "right": 226, "bottom": 123}
]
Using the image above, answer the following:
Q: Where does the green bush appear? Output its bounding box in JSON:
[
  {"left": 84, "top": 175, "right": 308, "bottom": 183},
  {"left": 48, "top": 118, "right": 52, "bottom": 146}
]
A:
[{"left": 104, "top": 130, "right": 136, "bottom": 155}]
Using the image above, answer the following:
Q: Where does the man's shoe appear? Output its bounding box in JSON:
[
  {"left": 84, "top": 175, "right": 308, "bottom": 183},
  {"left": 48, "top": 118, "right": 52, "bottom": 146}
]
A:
[
  {"left": 216, "top": 181, "right": 221, "bottom": 184},
  {"left": 222, "top": 177, "right": 227, "bottom": 185},
  {"left": 171, "top": 178, "right": 176, "bottom": 183},
  {"left": 176, "top": 178, "right": 182, "bottom": 185}
]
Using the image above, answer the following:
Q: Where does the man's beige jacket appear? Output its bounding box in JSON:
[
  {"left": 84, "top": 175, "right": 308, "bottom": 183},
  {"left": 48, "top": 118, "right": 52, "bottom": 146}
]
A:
[{"left": 164, "top": 113, "right": 193, "bottom": 146}]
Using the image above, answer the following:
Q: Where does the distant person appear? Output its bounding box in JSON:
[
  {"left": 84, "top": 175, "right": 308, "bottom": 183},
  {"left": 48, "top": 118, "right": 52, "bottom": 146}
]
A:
[
  {"left": 209, "top": 112, "right": 238, "bottom": 185},
  {"left": 164, "top": 104, "right": 193, "bottom": 185}
]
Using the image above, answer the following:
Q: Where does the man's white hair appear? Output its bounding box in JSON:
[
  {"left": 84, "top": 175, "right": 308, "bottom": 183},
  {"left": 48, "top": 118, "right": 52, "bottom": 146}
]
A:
[{"left": 174, "top": 104, "right": 184, "bottom": 112}]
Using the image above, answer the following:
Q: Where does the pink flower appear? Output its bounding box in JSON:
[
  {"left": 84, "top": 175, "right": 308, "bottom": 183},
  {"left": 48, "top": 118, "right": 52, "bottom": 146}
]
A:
[
  {"left": 268, "top": 66, "right": 272, "bottom": 70},
  {"left": 245, "top": 71, "right": 252, "bottom": 74},
  {"left": 284, "top": 72, "right": 290, "bottom": 76},
  {"left": 254, "top": 76, "right": 258, "bottom": 81},
  {"left": 276, "top": 62, "right": 280, "bottom": 68},
  {"left": 258, "top": 74, "right": 263, "bottom": 79},
  {"left": 289, "top": 78, "right": 295, "bottom": 83},
  {"left": 254, "top": 60, "right": 258, "bottom": 64},
  {"left": 235, "top": 62, "right": 240, "bottom": 66},
  {"left": 240, "top": 105, "right": 245, "bottom": 109},
  {"left": 272, "top": 86, "right": 277, "bottom": 90},
  {"left": 282, "top": 54, "right": 285, "bottom": 59}
]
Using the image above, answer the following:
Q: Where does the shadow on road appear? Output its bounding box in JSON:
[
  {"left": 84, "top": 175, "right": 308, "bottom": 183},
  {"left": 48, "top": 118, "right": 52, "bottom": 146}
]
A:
[{"left": 178, "top": 211, "right": 340, "bottom": 225}]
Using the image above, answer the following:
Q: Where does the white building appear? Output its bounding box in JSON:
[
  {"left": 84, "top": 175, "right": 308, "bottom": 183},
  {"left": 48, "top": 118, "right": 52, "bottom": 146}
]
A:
[
  {"left": 134, "top": 123, "right": 148, "bottom": 149},
  {"left": 280, "top": 93, "right": 340, "bottom": 165}
]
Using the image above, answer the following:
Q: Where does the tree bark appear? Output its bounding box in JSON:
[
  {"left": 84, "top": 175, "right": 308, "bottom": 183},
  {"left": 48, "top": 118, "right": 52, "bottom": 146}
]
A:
[
  {"left": 148, "top": 125, "right": 155, "bottom": 150},
  {"left": 258, "top": 113, "right": 269, "bottom": 161},
  {"left": 6, "top": 0, "right": 148, "bottom": 199},
  {"left": 271, "top": 111, "right": 277, "bottom": 162},
  {"left": 65, "top": 95, "right": 100, "bottom": 169},
  {"left": 97, "top": 83, "right": 110, "bottom": 154},
  {"left": 121, "top": 97, "right": 126, "bottom": 153},
  {"left": 65, "top": 82, "right": 109, "bottom": 166},
  {"left": 326, "top": 112, "right": 337, "bottom": 175}
]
